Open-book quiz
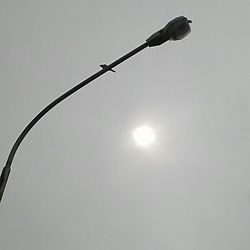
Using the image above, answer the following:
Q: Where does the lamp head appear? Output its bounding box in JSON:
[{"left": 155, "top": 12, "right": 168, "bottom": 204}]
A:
[{"left": 146, "top": 16, "right": 192, "bottom": 47}]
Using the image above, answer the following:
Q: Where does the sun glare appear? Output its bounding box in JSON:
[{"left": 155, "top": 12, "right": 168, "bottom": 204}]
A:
[{"left": 133, "top": 126, "right": 156, "bottom": 147}]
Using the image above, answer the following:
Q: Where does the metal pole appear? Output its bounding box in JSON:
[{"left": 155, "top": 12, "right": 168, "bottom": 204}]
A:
[{"left": 0, "top": 42, "right": 149, "bottom": 203}]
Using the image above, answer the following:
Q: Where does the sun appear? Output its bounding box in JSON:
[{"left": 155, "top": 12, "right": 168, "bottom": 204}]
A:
[{"left": 133, "top": 126, "right": 156, "bottom": 147}]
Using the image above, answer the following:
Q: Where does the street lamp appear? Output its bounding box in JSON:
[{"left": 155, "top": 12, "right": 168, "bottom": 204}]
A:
[{"left": 0, "top": 16, "right": 192, "bottom": 204}]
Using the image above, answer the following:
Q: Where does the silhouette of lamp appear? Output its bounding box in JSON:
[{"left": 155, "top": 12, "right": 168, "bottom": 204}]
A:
[{"left": 0, "top": 16, "right": 192, "bottom": 204}]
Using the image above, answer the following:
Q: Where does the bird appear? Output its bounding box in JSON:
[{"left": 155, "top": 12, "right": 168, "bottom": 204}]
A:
[{"left": 100, "top": 64, "right": 116, "bottom": 72}]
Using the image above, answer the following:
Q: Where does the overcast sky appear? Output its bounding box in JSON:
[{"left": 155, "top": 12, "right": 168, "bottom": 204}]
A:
[{"left": 0, "top": 0, "right": 250, "bottom": 249}]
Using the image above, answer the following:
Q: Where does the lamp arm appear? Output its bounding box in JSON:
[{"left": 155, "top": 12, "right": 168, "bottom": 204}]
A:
[{"left": 0, "top": 42, "right": 149, "bottom": 203}]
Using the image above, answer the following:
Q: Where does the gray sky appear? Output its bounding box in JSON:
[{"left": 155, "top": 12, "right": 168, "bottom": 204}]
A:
[{"left": 0, "top": 0, "right": 250, "bottom": 249}]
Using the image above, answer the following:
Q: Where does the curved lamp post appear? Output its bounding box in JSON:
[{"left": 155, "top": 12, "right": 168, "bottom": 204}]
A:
[{"left": 0, "top": 16, "right": 192, "bottom": 204}]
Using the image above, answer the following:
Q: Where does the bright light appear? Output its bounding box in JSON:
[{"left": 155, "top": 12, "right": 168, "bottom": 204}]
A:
[{"left": 133, "top": 126, "right": 156, "bottom": 147}]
